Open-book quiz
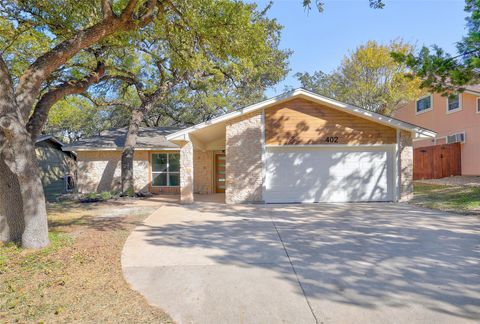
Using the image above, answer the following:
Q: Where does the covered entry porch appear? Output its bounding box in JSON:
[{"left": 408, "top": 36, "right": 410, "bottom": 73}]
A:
[{"left": 172, "top": 121, "right": 228, "bottom": 204}]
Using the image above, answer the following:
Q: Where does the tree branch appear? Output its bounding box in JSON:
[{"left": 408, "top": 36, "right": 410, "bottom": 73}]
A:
[
  {"left": 26, "top": 61, "right": 106, "bottom": 141},
  {"left": 0, "top": 56, "right": 18, "bottom": 135},
  {"left": 101, "top": 0, "right": 114, "bottom": 19},
  {"left": 15, "top": 0, "right": 159, "bottom": 121}
]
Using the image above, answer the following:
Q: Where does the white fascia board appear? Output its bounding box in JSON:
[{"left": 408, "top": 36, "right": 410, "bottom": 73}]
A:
[
  {"left": 166, "top": 88, "right": 436, "bottom": 140},
  {"left": 62, "top": 147, "right": 180, "bottom": 152},
  {"left": 266, "top": 144, "right": 396, "bottom": 148},
  {"left": 464, "top": 90, "right": 480, "bottom": 96}
]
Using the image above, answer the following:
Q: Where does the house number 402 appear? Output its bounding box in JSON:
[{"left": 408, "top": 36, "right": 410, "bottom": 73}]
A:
[{"left": 325, "top": 136, "right": 339, "bottom": 143}]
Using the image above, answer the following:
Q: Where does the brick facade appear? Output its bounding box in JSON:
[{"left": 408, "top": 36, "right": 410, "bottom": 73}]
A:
[
  {"left": 399, "top": 130, "right": 413, "bottom": 200},
  {"left": 225, "top": 112, "right": 263, "bottom": 204},
  {"left": 180, "top": 141, "right": 194, "bottom": 204},
  {"left": 194, "top": 150, "right": 214, "bottom": 194},
  {"left": 77, "top": 151, "right": 149, "bottom": 193}
]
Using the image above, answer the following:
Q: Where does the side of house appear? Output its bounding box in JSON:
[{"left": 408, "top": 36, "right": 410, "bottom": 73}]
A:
[
  {"left": 63, "top": 128, "right": 181, "bottom": 195},
  {"left": 394, "top": 89, "right": 480, "bottom": 176},
  {"left": 35, "top": 136, "right": 77, "bottom": 201}
]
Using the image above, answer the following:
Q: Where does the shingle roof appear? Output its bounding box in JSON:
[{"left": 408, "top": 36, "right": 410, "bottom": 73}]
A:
[{"left": 62, "top": 127, "right": 181, "bottom": 151}]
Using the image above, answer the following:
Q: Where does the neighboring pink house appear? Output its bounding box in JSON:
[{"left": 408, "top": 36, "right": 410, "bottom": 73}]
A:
[{"left": 394, "top": 86, "right": 480, "bottom": 176}]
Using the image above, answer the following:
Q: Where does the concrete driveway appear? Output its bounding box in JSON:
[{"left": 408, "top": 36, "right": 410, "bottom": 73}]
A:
[{"left": 122, "top": 201, "right": 480, "bottom": 324}]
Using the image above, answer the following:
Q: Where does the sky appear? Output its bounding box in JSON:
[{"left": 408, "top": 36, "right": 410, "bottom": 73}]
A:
[{"left": 254, "top": 0, "right": 469, "bottom": 96}]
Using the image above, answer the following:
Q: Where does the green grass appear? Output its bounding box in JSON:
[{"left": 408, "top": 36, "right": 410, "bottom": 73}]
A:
[
  {"left": 0, "top": 232, "right": 73, "bottom": 274},
  {"left": 411, "top": 183, "right": 480, "bottom": 214}
]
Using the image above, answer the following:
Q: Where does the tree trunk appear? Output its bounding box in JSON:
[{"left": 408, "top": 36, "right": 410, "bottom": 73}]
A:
[
  {"left": 0, "top": 0, "right": 161, "bottom": 248},
  {"left": 0, "top": 158, "right": 24, "bottom": 243},
  {"left": 121, "top": 108, "right": 144, "bottom": 196},
  {"left": 121, "top": 91, "right": 167, "bottom": 196},
  {"left": 0, "top": 118, "right": 49, "bottom": 248},
  {"left": 0, "top": 56, "right": 48, "bottom": 248}
]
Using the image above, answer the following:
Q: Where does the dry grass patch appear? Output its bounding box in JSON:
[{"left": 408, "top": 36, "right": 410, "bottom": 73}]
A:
[{"left": 0, "top": 200, "right": 172, "bottom": 323}]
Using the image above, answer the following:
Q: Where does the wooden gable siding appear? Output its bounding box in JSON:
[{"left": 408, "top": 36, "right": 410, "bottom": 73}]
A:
[{"left": 265, "top": 98, "right": 397, "bottom": 145}]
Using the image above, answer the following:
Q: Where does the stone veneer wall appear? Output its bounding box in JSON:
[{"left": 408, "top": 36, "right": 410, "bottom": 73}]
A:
[
  {"left": 194, "top": 150, "right": 214, "bottom": 194},
  {"left": 225, "top": 112, "right": 263, "bottom": 204},
  {"left": 77, "top": 151, "right": 149, "bottom": 193},
  {"left": 180, "top": 141, "right": 194, "bottom": 204},
  {"left": 399, "top": 130, "right": 413, "bottom": 200}
]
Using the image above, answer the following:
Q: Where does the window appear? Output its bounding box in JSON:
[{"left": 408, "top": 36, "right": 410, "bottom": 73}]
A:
[
  {"left": 477, "top": 98, "right": 480, "bottom": 113},
  {"left": 151, "top": 153, "right": 180, "bottom": 186},
  {"left": 446, "top": 132, "right": 466, "bottom": 144},
  {"left": 446, "top": 94, "right": 462, "bottom": 113},
  {"left": 416, "top": 95, "right": 433, "bottom": 114}
]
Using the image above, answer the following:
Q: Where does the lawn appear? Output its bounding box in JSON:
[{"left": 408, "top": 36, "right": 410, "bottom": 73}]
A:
[
  {"left": 0, "top": 199, "right": 172, "bottom": 323},
  {"left": 411, "top": 183, "right": 480, "bottom": 215}
]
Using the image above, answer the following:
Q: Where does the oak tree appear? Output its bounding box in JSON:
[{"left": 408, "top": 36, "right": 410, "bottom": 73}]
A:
[{"left": 0, "top": 0, "right": 176, "bottom": 248}]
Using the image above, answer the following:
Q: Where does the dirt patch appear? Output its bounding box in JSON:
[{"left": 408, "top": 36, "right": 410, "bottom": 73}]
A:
[{"left": 0, "top": 199, "right": 173, "bottom": 323}]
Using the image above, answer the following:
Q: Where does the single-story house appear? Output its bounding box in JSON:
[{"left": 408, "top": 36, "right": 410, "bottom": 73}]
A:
[
  {"left": 36, "top": 135, "right": 77, "bottom": 201},
  {"left": 62, "top": 127, "right": 181, "bottom": 194},
  {"left": 63, "top": 89, "right": 436, "bottom": 204}
]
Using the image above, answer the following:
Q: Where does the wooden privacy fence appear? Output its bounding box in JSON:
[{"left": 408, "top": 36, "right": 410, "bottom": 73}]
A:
[{"left": 413, "top": 143, "right": 461, "bottom": 180}]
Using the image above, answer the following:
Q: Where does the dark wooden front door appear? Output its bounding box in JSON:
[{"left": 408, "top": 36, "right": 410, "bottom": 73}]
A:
[{"left": 215, "top": 154, "right": 226, "bottom": 193}]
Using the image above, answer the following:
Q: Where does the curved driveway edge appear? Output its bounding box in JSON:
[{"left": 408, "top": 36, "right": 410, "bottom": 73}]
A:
[
  {"left": 121, "top": 201, "right": 316, "bottom": 323},
  {"left": 122, "top": 201, "right": 480, "bottom": 324}
]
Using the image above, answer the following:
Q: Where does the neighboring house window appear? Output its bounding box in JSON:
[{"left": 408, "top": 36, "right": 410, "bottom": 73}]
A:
[
  {"left": 446, "top": 132, "right": 466, "bottom": 144},
  {"left": 477, "top": 98, "right": 480, "bottom": 113},
  {"left": 152, "top": 153, "right": 180, "bottom": 186},
  {"left": 416, "top": 95, "right": 433, "bottom": 114},
  {"left": 446, "top": 94, "right": 462, "bottom": 113}
]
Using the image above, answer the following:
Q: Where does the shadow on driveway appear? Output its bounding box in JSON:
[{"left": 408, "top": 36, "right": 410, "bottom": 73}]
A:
[{"left": 122, "top": 202, "right": 480, "bottom": 323}]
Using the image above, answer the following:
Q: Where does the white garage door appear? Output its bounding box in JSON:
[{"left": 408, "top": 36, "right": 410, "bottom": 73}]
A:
[{"left": 264, "top": 146, "right": 395, "bottom": 203}]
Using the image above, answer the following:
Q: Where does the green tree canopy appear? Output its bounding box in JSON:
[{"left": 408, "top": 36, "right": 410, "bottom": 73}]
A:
[
  {"left": 391, "top": 1, "right": 480, "bottom": 93},
  {"left": 0, "top": 0, "right": 289, "bottom": 247},
  {"left": 296, "top": 40, "right": 422, "bottom": 115}
]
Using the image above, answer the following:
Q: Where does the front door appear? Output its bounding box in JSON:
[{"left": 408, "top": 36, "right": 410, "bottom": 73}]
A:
[{"left": 215, "top": 154, "right": 226, "bottom": 193}]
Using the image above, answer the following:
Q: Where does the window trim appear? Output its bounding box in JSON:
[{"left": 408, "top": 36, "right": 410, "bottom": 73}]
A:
[
  {"left": 477, "top": 98, "right": 480, "bottom": 113},
  {"left": 446, "top": 93, "right": 462, "bottom": 114},
  {"left": 151, "top": 152, "right": 180, "bottom": 187},
  {"left": 415, "top": 94, "right": 433, "bottom": 115}
]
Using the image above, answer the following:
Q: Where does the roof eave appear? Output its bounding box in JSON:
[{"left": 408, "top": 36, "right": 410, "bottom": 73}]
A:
[{"left": 166, "top": 88, "right": 436, "bottom": 140}]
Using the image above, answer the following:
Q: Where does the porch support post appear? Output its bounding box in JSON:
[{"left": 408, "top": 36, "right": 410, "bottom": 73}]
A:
[{"left": 180, "top": 140, "right": 194, "bottom": 204}]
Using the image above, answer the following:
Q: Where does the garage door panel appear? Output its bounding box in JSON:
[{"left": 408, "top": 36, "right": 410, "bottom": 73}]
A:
[{"left": 264, "top": 147, "right": 394, "bottom": 203}]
